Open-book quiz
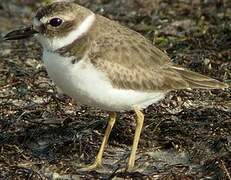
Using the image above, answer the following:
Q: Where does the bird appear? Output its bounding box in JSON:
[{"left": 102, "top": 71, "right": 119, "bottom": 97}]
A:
[{"left": 3, "top": 2, "right": 228, "bottom": 171}]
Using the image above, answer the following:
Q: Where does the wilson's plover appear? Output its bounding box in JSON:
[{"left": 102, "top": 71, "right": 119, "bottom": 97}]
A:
[{"left": 4, "top": 2, "right": 228, "bottom": 171}]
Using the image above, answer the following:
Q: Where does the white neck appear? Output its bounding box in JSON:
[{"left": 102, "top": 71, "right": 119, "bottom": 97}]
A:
[{"left": 35, "top": 13, "right": 95, "bottom": 51}]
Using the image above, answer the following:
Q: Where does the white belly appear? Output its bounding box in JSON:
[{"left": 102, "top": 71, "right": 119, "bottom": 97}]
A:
[{"left": 43, "top": 51, "right": 165, "bottom": 111}]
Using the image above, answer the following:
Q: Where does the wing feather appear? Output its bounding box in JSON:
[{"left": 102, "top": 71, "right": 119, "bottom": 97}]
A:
[{"left": 86, "top": 15, "right": 228, "bottom": 91}]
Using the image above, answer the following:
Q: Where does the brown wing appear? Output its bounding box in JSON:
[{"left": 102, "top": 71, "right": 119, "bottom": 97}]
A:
[{"left": 88, "top": 15, "right": 228, "bottom": 91}]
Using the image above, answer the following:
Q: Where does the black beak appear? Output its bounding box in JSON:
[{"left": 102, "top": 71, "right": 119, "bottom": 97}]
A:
[{"left": 3, "top": 26, "right": 38, "bottom": 40}]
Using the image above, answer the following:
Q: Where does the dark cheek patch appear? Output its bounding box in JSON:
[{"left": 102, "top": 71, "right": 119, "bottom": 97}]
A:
[{"left": 60, "top": 21, "right": 76, "bottom": 32}]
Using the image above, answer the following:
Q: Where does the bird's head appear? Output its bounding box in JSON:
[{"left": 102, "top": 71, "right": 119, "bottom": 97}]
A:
[{"left": 3, "top": 2, "right": 95, "bottom": 51}]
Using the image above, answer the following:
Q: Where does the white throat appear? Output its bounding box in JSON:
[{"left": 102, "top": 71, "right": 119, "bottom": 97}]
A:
[{"left": 35, "top": 13, "right": 95, "bottom": 51}]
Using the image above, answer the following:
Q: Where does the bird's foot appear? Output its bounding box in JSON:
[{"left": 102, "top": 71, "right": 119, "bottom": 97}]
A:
[
  {"left": 125, "top": 165, "right": 134, "bottom": 172},
  {"left": 77, "top": 161, "right": 102, "bottom": 172}
]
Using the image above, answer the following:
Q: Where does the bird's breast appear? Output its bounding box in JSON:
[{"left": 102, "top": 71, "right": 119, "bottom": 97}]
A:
[{"left": 42, "top": 50, "right": 100, "bottom": 105}]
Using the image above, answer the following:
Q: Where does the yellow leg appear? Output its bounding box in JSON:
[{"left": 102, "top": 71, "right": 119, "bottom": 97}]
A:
[
  {"left": 78, "top": 112, "right": 116, "bottom": 171},
  {"left": 126, "top": 107, "right": 144, "bottom": 171}
]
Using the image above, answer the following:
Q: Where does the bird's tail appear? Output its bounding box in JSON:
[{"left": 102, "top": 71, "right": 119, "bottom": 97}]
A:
[{"left": 171, "top": 66, "right": 229, "bottom": 90}]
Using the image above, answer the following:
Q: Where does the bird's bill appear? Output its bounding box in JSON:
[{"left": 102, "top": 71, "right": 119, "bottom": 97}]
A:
[{"left": 3, "top": 26, "right": 38, "bottom": 40}]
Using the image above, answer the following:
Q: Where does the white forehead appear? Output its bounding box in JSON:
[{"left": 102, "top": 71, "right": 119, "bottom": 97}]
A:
[{"left": 40, "top": 16, "right": 50, "bottom": 24}]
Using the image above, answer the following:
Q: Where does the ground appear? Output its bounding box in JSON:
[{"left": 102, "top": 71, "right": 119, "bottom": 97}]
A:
[{"left": 0, "top": 0, "right": 230, "bottom": 179}]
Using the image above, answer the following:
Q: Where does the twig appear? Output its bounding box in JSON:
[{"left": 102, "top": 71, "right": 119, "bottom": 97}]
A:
[{"left": 221, "top": 160, "right": 231, "bottom": 180}]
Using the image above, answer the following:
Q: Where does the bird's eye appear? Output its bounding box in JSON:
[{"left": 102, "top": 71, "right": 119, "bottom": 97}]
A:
[{"left": 49, "top": 17, "right": 63, "bottom": 27}]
